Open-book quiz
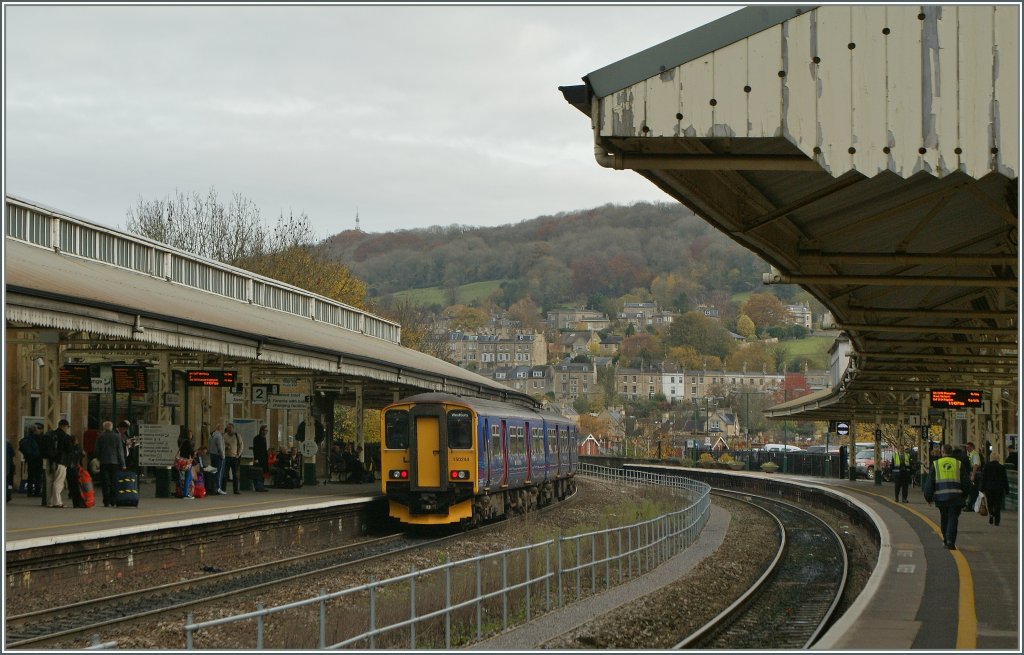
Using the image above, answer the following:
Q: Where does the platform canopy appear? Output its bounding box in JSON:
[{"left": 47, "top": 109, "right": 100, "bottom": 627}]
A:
[{"left": 562, "top": 5, "right": 1018, "bottom": 422}]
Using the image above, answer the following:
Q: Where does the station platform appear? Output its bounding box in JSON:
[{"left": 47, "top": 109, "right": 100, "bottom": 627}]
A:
[
  {"left": 3, "top": 474, "right": 382, "bottom": 549},
  {"left": 3, "top": 470, "right": 1019, "bottom": 650},
  {"left": 809, "top": 475, "right": 1019, "bottom": 651}
]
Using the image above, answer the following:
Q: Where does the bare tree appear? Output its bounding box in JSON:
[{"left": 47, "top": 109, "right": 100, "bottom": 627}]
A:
[{"left": 125, "top": 188, "right": 316, "bottom": 263}]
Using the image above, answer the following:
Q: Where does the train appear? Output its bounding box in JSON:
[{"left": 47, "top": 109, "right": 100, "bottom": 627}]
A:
[{"left": 380, "top": 393, "right": 578, "bottom": 527}]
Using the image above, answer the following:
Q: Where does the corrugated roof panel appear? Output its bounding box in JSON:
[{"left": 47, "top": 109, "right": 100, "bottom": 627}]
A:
[{"left": 594, "top": 4, "right": 1019, "bottom": 180}]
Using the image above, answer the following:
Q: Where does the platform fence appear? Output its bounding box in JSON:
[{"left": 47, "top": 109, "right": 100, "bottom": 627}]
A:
[{"left": 182, "top": 464, "right": 710, "bottom": 649}]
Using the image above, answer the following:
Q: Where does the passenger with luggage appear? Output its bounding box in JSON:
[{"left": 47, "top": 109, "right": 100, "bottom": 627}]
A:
[
  {"left": 175, "top": 429, "right": 197, "bottom": 499},
  {"left": 95, "top": 420, "right": 126, "bottom": 507},
  {"left": 44, "top": 419, "right": 75, "bottom": 508}
]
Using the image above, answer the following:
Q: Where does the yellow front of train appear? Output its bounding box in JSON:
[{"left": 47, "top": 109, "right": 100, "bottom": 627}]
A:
[{"left": 380, "top": 395, "right": 479, "bottom": 526}]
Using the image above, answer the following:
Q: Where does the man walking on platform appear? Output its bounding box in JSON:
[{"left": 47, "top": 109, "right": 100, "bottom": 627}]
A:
[
  {"left": 208, "top": 423, "right": 227, "bottom": 495},
  {"left": 925, "top": 443, "right": 971, "bottom": 550},
  {"left": 95, "top": 420, "right": 126, "bottom": 507},
  {"left": 222, "top": 423, "right": 242, "bottom": 495},
  {"left": 892, "top": 446, "right": 911, "bottom": 503}
]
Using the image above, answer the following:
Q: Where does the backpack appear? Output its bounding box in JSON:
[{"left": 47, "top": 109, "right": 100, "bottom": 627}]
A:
[
  {"left": 19, "top": 435, "right": 40, "bottom": 460},
  {"left": 41, "top": 431, "right": 61, "bottom": 461}
]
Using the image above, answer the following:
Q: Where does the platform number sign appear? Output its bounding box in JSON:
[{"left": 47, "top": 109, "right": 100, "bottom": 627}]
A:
[
  {"left": 251, "top": 384, "right": 280, "bottom": 405},
  {"left": 836, "top": 421, "right": 850, "bottom": 436}
]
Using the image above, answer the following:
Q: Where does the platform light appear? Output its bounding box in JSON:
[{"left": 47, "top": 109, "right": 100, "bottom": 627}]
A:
[
  {"left": 449, "top": 470, "right": 469, "bottom": 480},
  {"left": 389, "top": 470, "right": 408, "bottom": 480}
]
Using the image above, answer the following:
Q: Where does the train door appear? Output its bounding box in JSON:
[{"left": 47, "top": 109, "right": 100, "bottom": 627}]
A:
[
  {"left": 409, "top": 405, "right": 446, "bottom": 492},
  {"left": 500, "top": 419, "right": 508, "bottom": 486},
  {"left": 524, "top": 421, "right": 532, "bottom": 482},
  {"left": 482, "top": 417, "right": 490, "bottom": 488}
]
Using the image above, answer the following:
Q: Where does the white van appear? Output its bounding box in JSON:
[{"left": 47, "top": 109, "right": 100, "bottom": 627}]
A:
[{"left": 762, "top": 443, "right": 804, "bottom": 453}]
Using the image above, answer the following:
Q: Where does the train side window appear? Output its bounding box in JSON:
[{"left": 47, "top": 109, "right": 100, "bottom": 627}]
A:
[
  {"left": 384, "top": 410, "right": 409, "bottom": 449},
  {"left": 447, "top": 410, "right": 473, "bottom": 449},
  {"left": 532, "top": 428, "right": 543, "bottom": 460}
]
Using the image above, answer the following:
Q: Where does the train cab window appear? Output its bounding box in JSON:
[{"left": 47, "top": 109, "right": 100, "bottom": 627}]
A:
[
  {"left": 384, "top": 410, "right": 410, "bottom": 449},
  {"left": 447, "top": 410, "right": 473, "bottom": 449}
]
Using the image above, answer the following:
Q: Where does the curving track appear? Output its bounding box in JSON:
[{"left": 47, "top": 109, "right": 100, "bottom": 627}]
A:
[{"left": 676, "top": 490, "right": 848, "bottom": 650}]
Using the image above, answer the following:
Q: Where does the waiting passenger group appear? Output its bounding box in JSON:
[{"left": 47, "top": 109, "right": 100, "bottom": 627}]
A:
[{"left": 12, "top": 418, "right": 368, "bottom": 509}]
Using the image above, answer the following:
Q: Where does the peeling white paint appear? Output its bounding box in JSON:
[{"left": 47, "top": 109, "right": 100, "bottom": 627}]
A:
[{"left": 596, "top": 4, "right": 1019, "bottom": 181}]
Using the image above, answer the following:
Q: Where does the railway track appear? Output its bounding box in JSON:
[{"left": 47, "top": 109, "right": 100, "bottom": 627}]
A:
[
  {"left": 676, "top": 490, "right": 848, "bottom": 650},
  {"left": 6, "top": 488, "right": 579, "bottom": 649}
]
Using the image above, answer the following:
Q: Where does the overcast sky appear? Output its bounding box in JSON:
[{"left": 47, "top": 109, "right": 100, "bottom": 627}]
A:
[{"left": 5, "top": 3, "right": 739, "bottom": 238}]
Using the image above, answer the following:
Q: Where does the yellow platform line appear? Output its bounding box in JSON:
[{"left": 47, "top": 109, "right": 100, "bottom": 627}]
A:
[{"left": 848, "top": 486, "right": 977, "bottom": 649}]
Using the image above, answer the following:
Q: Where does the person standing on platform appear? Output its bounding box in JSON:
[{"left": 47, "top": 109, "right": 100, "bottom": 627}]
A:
[
  {"left": 980, "top": 454, "right": 1010, "bottom": 527},
  {"left": 48, "top": 419, "right": 74, "bottom": 508},
  {"left": 252, "top": 426, "right": 269, "bottom": 492},
  {"left": 963, "top": 442, "right": 982, "bottom": 512},
  {"left": 95, "top": 420, "right": 126, "bottom": 507},
  {"left": 892, "top": 446, "right": 912, "bottom": 503},
  {"left": 925, "top": 443, "right": 970, "bottom": 550},
  {"left": 208, "top": 423, "right": 226, "bottom": 495},
  {"left": 19, "top": 423, "right": 44, "bottom": 498},
  {"left": 1004, "top": 446, "right": 1017, "bottom": 471},
  {"left": 222, "top": 423, "right": 242, "bottom": 495}
]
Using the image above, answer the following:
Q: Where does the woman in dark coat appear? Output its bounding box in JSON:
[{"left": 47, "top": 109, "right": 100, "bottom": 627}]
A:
[{"left": 980, "top": 455, "right": 1010, "bottom": 526}]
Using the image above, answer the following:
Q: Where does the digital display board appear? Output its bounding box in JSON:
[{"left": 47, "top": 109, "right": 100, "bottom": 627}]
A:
[
  {"left": 111, "top": 365, "right": 148, "bottom": 393},
  {"left": 59, "top": 365, "right": 93, "bottom": 392},
  {"left": 930, "top": 388, "right": 982, "bottom": 408},
  {"left": 186, "top": 370, "right": 237, "bottom": 387}
]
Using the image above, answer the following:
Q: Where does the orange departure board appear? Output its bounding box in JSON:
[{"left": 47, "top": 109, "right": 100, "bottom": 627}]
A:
[
  {"left": 930, "top": 389, "right": 982, "bottom": 408},
  {"left": 111, "top": 365, "right": 148, "bottom": 393}
]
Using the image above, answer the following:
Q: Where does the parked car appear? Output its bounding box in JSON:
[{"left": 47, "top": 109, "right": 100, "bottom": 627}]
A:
[
  {"left": 854, "top": 449, "right": 893, "bottom": 480},
  {"left": 806, "top": 445, "right": 841, "bottom": 454},
  {"left": 763, "top": 443, "right": 804, "bottom": 453}
]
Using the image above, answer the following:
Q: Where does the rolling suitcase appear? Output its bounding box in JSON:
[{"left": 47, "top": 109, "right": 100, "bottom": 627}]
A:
[{"left": 116, "top": 470, "right": 139, "bottom": 507}]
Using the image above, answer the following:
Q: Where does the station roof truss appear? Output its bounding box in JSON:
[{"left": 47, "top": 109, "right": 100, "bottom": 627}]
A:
[
  {"left": 562, "top": 5, "right": 1019, "bottom": 422},
  {"left": 4, "top": 197, "right": 535, "bottom": 410}
]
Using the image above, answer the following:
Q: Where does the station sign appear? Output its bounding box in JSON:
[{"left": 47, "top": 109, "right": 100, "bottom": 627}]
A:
[
  {"left": 163, "top": 393, "right": 182, "bottom": 407},
  {"left": 268, "top": 393, "right": 312, "bottom": 410},
  {"left": 250, "top": 384, "right": 280, "bottom": 405},
  {"left": 186, "top": 370, "right": 237, "bottom": 387},
  {"left": 111, "top": 365, "right": 147, "bottom": 393},
  {"left": 836, "top": 421, "right": 850, "bottom": 436},
  {"left": 930, "top": 388, "right": 982, "bottom": 408}
]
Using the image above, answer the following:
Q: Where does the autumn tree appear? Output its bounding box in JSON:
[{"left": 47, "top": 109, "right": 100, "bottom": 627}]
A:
[
  {"left": 666, "top": 311, "right": 736, "bottom": 362},
  {"left": 506, "top": 297, "right": 544, "bottom": 332},
  {"left": 666, "top": 346, "right": 722, "bottom": 370},
  {"left": 742, "top": 293, "right": 790, "bottom": 333},
  {"left": 620, "top": 333, "right": 663, "bottom": 367},
  {"left": 725, "top": 342, "right": 776, "bottom": 373},
  {"left": 444, "top": 305, "right": 489, "bottom": 332},
  {"left": 375, "top": 298, "right": 451, "bottom": 360},
  {"left": 736, "top": 314, "right": 755, "bottom": 339}
]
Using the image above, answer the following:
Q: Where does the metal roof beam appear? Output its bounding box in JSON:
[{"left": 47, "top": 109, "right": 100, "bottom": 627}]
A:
[
  {"left": 845, "top": 307, "right": 1016, "bottom": 320},
  {"left": 765, "top": 271, "right": 1016, "bottom": 287},
  {"left": 841, "top": 323, "right": 1016, "bottom": 335},
  {"left": 800, "top": 252, "right": 1017, "bottom": 267}
]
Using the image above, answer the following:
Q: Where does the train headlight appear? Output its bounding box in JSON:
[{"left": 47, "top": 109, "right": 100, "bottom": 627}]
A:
[
  {"left": 449, "top": 470, "right": 469, "bottom": 480},
  {"left": 389, "top": 470, "right": 408, "bottom": 479}
]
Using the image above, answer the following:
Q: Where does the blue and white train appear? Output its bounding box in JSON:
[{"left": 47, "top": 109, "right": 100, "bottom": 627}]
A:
[{"left": 380, "top": 393, "right": 578, "bottom": 527}]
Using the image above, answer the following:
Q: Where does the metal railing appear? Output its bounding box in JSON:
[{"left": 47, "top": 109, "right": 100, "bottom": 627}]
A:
[
  {"left": 182, "top": 464, "right": 711, "bottom": 649},
  {"left": 5, "top": 195, "right": 400, "bottom": 344}
]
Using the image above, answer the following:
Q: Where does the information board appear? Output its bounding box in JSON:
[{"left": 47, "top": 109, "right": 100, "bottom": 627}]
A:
[
  {"left": 111, "top": 365, "right": 148, "bottom": 393},
  {"left": 187, "top": 370, "right": 237, "bottom": 387},
  {"left": 138, "top": 424, "right": 181, "bottom": 467},
  {"left": 59, "top": 365, "right": 93, "bottom": 392},
  {"left": 930, "top": 389, "right": 982, "bottom": 408}
]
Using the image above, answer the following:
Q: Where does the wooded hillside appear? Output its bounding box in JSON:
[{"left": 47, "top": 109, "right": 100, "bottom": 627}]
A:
[{"left": 323, "top": 202, "right": 802, "bottom": 312}]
